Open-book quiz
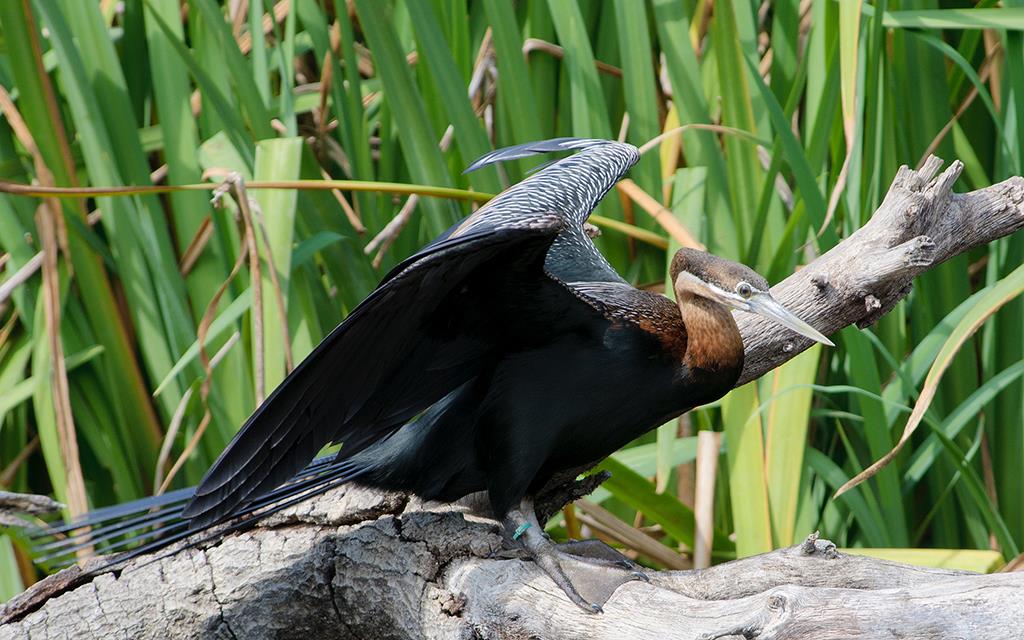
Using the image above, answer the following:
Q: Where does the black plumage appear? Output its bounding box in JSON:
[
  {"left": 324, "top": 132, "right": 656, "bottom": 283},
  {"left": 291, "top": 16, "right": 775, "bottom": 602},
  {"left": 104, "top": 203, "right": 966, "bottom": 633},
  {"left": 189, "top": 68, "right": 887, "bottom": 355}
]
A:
[
  {"left": 35, "top": 137, "right": 832, "bottom": 612},
  {"left": 183, "top": 138, "right": 643, "bottom": 528}
]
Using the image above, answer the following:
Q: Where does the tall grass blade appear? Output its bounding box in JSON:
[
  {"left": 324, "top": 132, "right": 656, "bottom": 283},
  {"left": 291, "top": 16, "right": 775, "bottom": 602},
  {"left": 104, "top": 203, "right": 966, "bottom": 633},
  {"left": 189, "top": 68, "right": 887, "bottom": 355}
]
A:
[
  {"left": 839, "top": 263, "right": 1024, "bottom": 497},
  {"left": 721, "top": 383, "right": 773, "bottom": 556}
]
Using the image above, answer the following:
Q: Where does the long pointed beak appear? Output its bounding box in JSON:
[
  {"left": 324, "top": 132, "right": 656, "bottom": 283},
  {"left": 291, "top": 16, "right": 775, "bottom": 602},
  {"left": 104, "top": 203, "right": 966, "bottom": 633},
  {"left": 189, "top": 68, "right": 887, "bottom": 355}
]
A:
[{"left": 747, "top": 293, "right": 834, "bottom": 347}]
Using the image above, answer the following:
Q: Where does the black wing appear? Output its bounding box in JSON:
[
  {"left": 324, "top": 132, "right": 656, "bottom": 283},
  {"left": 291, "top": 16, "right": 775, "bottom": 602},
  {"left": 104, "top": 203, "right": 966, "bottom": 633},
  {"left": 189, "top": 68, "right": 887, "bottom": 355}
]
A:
[
  {"left": 182, "top": 216, "right": 564, "bottom": 527},
  {"left": 34, "top": 137, "right": 640, "bottom": 566},
  {"left": 185, "top": 138, "right": 639, "bottom": 527}
]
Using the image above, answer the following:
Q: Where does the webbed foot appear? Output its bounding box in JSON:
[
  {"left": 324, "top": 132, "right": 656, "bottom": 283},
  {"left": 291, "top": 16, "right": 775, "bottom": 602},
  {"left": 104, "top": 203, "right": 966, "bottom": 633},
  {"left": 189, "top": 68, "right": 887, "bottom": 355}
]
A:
[
  {"left": 504, "top": 499, "right": 646, "bottom": 613},
  {"left": 557, "top": 538, "right": 649, "bottom": 582}
]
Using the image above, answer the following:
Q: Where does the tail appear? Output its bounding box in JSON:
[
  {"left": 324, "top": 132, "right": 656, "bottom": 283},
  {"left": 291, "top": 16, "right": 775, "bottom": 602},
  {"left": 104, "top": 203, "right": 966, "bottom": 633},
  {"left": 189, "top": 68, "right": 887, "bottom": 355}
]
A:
[{"left": 30, "top": 456, "right": 368, "bottom": 571}]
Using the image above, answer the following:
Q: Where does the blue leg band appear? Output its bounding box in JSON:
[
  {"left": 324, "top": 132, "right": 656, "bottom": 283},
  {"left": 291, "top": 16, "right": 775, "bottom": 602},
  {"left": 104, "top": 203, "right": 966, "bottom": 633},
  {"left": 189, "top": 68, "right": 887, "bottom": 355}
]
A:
[{"left": 512, "top": 522, "right": 532, "bottom": 540}]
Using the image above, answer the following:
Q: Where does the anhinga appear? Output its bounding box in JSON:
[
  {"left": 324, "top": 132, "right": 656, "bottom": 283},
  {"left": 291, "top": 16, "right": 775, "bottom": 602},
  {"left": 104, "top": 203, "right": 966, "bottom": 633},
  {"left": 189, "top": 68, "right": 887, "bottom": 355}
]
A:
[{"left": 35, "top": 138, "right": 832, "bottom": 612}]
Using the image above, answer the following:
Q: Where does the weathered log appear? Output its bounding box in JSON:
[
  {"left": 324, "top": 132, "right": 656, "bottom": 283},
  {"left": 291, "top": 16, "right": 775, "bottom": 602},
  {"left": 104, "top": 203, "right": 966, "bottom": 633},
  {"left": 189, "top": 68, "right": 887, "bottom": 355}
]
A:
[
  {"left": 2, "top": 486, "right": 1021, "bottom": 639},
  {"left": 2, "top": 157, "right": 1023, "bottom": 639}
]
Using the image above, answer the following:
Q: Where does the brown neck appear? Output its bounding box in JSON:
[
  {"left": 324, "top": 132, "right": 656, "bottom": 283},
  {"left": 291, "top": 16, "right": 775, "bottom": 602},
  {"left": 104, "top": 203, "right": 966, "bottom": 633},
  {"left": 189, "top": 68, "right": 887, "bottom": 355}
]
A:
[{"left": 678, "top": 294, "right": 744, "bottom": 374}]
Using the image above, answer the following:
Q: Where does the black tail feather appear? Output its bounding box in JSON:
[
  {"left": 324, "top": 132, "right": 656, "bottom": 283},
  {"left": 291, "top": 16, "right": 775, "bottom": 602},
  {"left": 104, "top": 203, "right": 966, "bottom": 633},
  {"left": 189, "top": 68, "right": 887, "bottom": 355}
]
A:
[
  {"left": 29, "top": 486, "right": 195, "bottom": 538},
  {"left": 33, "top": 505, "right": 186, "bottom": 555},
  {"left": 31, "top": 455, "right": 366, "bottom": 570},
  {"left": 30, "top": 456, "right": 339, "bottom": 548},
  {"left": 110, "top": 460, "right": 365, "bottom": 573}
]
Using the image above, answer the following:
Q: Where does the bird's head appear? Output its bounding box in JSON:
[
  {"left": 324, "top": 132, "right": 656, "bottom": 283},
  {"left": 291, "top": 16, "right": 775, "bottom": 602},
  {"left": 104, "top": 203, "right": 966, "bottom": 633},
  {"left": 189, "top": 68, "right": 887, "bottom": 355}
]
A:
[{"left": 670, "top": 248, "right": 833, "bottom": 346}]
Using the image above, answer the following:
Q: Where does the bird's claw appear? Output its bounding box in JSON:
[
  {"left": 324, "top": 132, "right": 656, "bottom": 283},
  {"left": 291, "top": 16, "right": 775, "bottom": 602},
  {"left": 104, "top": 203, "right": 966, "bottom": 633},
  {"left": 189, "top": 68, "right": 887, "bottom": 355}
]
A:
[{"left": 504, "top": 502, "right": 645, "bottom": 613}]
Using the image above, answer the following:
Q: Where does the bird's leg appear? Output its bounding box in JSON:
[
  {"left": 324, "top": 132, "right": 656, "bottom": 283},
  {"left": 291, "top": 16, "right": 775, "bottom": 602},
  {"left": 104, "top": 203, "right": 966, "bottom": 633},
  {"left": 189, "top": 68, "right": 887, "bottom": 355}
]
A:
[
  {"left": 503, "top": 498, "right": 644, "bottom": 613},
  {"left": 504, "top": 498, "right": 600, "bottom": 612}
]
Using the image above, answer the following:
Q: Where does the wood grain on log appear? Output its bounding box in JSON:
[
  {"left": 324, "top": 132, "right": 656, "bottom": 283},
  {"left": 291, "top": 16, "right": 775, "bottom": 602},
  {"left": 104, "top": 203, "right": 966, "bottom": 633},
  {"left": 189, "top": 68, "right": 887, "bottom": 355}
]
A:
[{"left": 3, "top": 157, "right": 1024, "bottom": 639}]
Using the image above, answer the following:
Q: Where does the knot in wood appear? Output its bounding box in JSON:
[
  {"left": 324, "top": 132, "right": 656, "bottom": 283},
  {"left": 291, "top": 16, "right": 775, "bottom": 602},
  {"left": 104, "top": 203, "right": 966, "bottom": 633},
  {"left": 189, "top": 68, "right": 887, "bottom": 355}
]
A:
[
  {"left": 799, "top": 532, "right": 838, "bottom": 559},
  {"left": 440, "top": 591, "right": 467, "bottom": 617},
  {"left": 1002, "top": 180, "right": 1024, "bottom": 206},
  {"left": 903, "top": 235, "right": 936, "bottom": 268},
  {"left": 800, "top": 531, "right": 820, "bottom": 554}
]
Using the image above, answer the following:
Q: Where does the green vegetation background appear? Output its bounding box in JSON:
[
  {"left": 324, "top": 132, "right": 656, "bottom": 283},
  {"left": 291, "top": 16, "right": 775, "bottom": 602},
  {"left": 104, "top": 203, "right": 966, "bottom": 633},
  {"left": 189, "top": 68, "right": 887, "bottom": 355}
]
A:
[{"left": 1, "top": 0, "right": 1022, "bottom": 597}]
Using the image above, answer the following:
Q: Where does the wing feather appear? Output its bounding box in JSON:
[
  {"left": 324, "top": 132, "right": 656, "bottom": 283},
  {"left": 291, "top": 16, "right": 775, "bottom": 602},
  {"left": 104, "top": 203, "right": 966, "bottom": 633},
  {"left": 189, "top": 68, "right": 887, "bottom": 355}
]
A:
[
  {"left": 182, "top": 217, "right": 564, "bottom": 527},
  {"left": 186, "top": 138, "right": 641, "bottom": 528},
  {"left": 34, "top": 137, "right": 646, "bottom": 567},
  {"left": 462, "top": 137, "right": 610, "bottom": 173}
]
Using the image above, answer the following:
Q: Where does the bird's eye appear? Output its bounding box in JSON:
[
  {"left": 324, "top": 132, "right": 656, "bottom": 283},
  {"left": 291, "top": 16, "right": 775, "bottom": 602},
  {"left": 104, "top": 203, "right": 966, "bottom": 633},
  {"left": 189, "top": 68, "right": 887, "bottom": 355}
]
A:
[{"left": 736, "top": 282, "right": 753, "bottom": 298}]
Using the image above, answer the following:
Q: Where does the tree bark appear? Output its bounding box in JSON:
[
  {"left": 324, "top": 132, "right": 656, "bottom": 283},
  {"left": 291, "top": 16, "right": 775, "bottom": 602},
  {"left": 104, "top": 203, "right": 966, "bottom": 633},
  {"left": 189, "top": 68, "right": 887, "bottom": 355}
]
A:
[
  {"left": 3, "top": 157, "right": 1024, "bottom": 639},
  {"left": 738, "top": 156, "right": 1023, "bottom": 383}
]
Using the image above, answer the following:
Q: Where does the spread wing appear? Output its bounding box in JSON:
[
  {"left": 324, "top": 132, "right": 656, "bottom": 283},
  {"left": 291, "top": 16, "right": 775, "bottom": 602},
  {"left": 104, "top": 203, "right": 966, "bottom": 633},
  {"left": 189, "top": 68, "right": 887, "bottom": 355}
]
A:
[
  {"left": 182, "top": 216, "right": 564, "bottom": 527},
  {"left": 184, "top": 138, "right": 639, "bottom": 527},
  {"left": 466, "top": 137, "right": 636, "bottom": 286},
  {"left": 32, "top": 138, "right": 643, "bottom": 567}
]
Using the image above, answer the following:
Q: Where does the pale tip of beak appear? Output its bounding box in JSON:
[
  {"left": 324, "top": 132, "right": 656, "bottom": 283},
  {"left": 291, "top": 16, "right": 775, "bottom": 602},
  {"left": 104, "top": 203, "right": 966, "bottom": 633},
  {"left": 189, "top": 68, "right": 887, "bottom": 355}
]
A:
[{"left": 749, "top": 293, "right": 834, "bottom": 348}]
